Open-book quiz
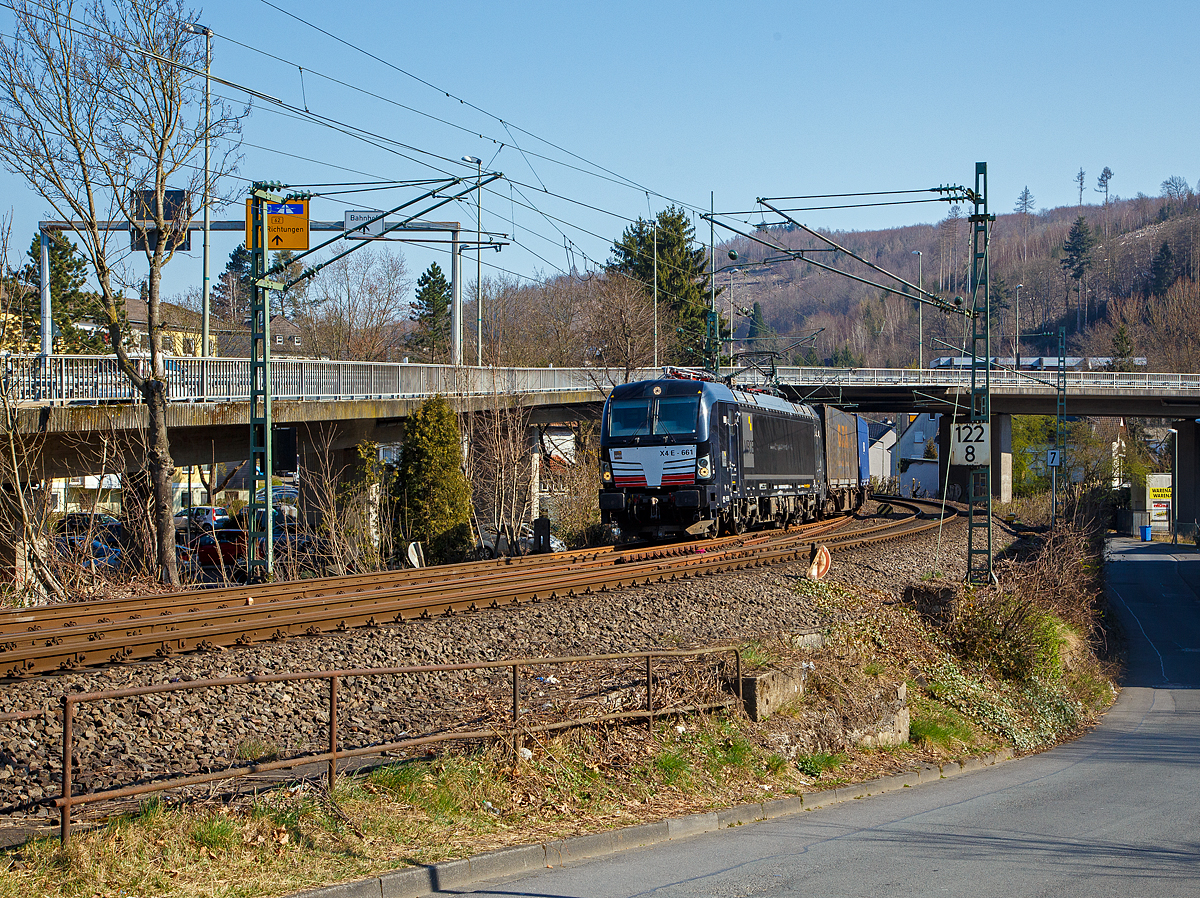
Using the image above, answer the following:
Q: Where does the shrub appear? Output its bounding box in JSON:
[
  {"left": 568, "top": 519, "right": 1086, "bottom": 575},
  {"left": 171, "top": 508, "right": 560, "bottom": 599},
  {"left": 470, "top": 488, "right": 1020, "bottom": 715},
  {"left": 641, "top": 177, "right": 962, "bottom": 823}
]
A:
[{"left": 394, "top": 395, "right": 473, "bottom": 564}]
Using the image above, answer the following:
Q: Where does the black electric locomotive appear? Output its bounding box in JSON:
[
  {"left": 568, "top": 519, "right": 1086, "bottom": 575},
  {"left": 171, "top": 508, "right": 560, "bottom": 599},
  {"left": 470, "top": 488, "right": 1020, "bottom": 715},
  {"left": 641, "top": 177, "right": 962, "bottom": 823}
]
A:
[{"left": 598, "top": 371, "right": 868, "bottom": 540}]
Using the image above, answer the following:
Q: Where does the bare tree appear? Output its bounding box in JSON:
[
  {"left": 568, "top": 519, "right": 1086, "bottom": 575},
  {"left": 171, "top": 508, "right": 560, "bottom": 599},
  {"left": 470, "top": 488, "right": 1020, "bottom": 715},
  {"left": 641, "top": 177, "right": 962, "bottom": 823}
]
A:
[
  {"left": 1075, "top": 167, "right": 1086, "bottom": 206},
  {"left": 0, "top": 216, "right": 64, "bottom": 601},
  {"left": 463, "top": 377, "right": 535, "bottom": 554},
  {"left": 1161, "top": 176, "right": 1191, "bottom": 205},
  {"left": 583, "top": 273, "right": 665, "bottom": 385},
  {"left": 0, "top": 0, "right": 244, "bottom": 584},
  {"left": 298, "top": 246, "right": 412, "bottom": 361}
]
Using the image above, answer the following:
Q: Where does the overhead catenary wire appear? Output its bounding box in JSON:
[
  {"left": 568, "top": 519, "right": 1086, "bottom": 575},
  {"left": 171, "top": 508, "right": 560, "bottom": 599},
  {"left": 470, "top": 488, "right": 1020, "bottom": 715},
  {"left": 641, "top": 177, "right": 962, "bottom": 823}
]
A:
[
  {"left": 6, "top": 1, "right": 967, "bottom": 340},
  {"left": 0, "top": 7, "right": 724, "bottom": 300},
  {"left": 253, "top": 0, "right": 708, "bottom": 216}
]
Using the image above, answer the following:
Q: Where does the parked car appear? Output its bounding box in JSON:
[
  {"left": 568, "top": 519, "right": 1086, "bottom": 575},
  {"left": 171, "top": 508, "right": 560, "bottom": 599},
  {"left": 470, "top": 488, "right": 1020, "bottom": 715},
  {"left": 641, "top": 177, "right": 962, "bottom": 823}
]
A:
[
  {"left": 191, "top": 528, "right": 246, "bottom": 566},
  {"left": 55, "top": 534, "right": 121, "bottom": 570},
  {"left": 174, "top": 505, "right": 230, "bottom": 531},
  {"left": 255, "top": 486, "right": 299, "bottom": 506},
  {"left": 54, "top": 512, "right": 123, "bottom": 540}
]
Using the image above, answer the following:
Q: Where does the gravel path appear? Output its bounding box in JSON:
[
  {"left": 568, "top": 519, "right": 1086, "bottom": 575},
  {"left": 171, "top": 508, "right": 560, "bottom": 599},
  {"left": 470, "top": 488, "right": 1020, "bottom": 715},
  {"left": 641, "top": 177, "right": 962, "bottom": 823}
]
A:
[{"left": 0, "top": 504, "right": 968, "bottom": 821}]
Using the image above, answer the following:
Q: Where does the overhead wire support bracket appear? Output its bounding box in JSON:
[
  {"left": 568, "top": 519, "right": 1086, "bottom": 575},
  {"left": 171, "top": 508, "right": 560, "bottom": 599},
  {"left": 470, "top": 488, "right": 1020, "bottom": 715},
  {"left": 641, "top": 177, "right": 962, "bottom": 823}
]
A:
[
  {"left": 277, "top": 173, "right": 505, "bottom": 291},
  {"left": 703, "top": 212, "right": 969, "bottom": 318},
  {"left": 965, "top": 162, "right": 996, "bottom": 587},
  {"left": 753, "top": 199, "right": 969, "bottom": 317}
]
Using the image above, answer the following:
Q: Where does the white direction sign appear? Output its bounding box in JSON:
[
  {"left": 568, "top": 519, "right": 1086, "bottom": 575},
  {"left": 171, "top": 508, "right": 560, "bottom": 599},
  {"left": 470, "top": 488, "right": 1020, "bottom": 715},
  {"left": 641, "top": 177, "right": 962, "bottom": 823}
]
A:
[
  {"left": 345, "top": 210, "right": 384, "bottom": 239},
  {"left": 950, "top": 421, "right": 991, "bottom": 466}
]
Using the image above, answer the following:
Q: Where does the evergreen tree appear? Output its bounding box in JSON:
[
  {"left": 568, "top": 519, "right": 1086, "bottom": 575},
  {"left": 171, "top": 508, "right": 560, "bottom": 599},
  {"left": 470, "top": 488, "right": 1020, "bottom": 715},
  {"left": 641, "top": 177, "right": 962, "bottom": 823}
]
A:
[
  {"left": 1109, "top": 324, "right": 1135, "bottom": 372},
  {"left": 395, "top": 395, "right": 473, "bottom": 563},
  {"left": 828, "top": 346, "right": 859, "bottom": 367},
  {"left": 1014, "top": 186, "right": 1036, "bottom": 262},
  {"left": 746, "top": 301, "right": 773, "bottom": 346},
  {"left": 1150, "top": 241, "right": 1175, "bottom": 297},
  {"left": 408, "top": 262, "right": 452, "bottom": 362},
  {"left": 1060, "top": 216, "right": 1095, "bottom": 327},
  {"left": 212, "top": 243, "right": 253, "bottom": 322},
  {"left": 608, "top": 206, "right": 716, "bottom": 366},
  {"left": 11, "top": 232, "right": 103, "bottom": 351}
]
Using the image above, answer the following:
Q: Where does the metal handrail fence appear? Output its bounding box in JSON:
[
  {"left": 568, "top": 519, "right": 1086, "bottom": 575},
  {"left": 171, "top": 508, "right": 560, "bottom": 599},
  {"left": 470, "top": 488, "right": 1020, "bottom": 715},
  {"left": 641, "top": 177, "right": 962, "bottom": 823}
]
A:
[
  {"left": 50, "top": 646, "right": 743, "bottom": 845},
  {"left": 6, "top": 355, "right": 1200, "bottom": 406},
  {"left": 2, "top": 355, "right": 654, "bottom": 405}
]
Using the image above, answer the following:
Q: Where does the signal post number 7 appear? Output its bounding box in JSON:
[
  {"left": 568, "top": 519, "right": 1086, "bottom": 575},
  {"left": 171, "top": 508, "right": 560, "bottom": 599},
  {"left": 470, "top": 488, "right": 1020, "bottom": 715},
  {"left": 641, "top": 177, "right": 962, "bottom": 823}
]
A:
[{"left": 951, "top": 422, "right": 991, "bottom": 466}]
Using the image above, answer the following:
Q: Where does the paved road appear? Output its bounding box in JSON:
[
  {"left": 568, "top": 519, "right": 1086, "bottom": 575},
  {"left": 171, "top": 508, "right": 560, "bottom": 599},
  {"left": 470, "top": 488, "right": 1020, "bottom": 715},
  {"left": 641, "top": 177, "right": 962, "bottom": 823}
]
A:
[{"left": 450, "top": 537, "right": 1200, "bottom": 898}]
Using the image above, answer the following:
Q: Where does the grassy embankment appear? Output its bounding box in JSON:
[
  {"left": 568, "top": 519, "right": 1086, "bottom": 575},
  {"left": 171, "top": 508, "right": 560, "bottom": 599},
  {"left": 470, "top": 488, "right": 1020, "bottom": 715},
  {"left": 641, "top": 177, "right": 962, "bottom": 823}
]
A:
[{"left": 1, "top": 513, "right": 1117, "bottom": 898}]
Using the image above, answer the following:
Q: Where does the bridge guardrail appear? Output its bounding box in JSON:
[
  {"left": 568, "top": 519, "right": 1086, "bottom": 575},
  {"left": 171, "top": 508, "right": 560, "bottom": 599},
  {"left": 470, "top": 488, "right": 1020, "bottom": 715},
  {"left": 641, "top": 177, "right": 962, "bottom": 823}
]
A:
[{"left": 4, "top": 356, "right": 1200, "bottom": 405}]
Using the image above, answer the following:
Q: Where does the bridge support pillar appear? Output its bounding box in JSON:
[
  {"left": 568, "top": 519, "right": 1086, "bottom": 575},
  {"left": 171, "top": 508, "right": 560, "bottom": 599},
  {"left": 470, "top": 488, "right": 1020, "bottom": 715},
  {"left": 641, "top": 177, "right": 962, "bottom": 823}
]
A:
[
  {"left": 991, "top": 413, "right": 1013, "bottom": 505},
  {"left": 529, "top": 426, "right": 542, "bottom": 520},
  {"left": 1174, "top": 419, "right": 1200, "bottom": 541}
]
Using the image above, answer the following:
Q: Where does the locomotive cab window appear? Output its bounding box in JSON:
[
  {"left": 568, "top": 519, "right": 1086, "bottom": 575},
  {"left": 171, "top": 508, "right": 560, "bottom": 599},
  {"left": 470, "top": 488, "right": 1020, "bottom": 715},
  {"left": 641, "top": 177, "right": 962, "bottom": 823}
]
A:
[
  {"left": 607, "top": 396, "right": 700, "bottom": 439},
  {"left": 608, "top": 399, "right": 652, "bottom": 438},
  {"left": 654, "top": 396, "right": 699, "bottom": 435}
]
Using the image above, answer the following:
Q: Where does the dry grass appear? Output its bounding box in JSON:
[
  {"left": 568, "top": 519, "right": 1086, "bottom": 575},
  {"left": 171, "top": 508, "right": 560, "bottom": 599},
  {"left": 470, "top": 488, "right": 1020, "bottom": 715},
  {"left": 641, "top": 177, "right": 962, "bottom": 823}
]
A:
[
  {"left": 0, "top": 717, "right": 816, "bottom": 898},
  {"left": 0, "top": 514, "right": 1118, "bottom": 898}
]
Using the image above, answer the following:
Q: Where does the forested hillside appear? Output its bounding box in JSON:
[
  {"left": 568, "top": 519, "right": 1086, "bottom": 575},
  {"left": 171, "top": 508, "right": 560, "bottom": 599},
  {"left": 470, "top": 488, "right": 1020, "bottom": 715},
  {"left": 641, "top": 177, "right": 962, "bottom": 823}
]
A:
[
  {"left": 394, "top": 176, "right": 1200, "bottom": 377},
  {"left": 722, "top": 178, "right": 1200, "bottom": 370}
]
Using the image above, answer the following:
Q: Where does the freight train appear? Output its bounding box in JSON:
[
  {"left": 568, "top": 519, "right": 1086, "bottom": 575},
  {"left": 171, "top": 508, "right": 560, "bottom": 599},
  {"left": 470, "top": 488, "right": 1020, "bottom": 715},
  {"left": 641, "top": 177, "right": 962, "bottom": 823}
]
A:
[{"left": 598, "top": 370, "right": 868, "bottom": 541}]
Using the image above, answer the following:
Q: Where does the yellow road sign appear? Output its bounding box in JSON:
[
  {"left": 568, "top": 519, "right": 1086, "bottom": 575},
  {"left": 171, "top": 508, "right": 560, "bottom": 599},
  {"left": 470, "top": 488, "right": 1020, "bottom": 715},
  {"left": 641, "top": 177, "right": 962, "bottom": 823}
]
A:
[{"left": 245, "top": 199, "right": 309, "bottom": 251}]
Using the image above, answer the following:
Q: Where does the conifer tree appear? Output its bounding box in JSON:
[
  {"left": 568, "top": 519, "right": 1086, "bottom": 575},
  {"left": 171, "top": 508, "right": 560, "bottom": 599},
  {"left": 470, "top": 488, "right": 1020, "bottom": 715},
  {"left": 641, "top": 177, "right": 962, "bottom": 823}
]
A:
[
  {"left": 1060, "top": 216, "right": 1095, "bottom": 328},
  {"left": 608, "top": 206, "right": 716, "bottom": 366},
  {"left": 408, "top": 262, "right": 452, "bottom": 362},
  {"left": 745, "top": 301, "right": 775, "bottom": 355},
  {"left": 1014, "top": 186, "right": 1036, "bottom": 263},
  {"left": 11, "top": 232, "right": 103, "bottom": 351},
  {"left": 212, "top": 243, "right": 253, "bottom": 322},
  {"left": 395, "top": 395, "right": 473, "bottom": 563},
  {"left": 1150, "top": 241, "right": 1175, "bottom": 297}
]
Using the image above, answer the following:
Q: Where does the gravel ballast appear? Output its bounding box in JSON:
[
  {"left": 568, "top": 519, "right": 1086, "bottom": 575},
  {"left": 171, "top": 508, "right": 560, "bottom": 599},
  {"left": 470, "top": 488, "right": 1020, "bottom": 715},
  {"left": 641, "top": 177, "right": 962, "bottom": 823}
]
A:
[{"left": 0, "top": 506, "right": 968, "bottom": 823}]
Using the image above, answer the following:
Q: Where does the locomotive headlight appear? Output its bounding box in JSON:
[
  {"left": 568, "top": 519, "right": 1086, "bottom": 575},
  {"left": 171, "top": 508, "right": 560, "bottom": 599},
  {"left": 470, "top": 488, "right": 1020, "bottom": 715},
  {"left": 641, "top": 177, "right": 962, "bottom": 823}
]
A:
[
  {"left": 696, "top": 455, "right": 712, "bottom": 481},
  {"left": 601, "top": 461, "right": 613, "bottom": 483}
]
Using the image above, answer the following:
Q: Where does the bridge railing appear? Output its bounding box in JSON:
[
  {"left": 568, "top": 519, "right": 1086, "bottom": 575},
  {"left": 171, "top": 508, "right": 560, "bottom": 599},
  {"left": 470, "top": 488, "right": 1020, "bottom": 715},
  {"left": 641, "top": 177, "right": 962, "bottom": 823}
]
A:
[
  {"left": 1, "top": 355, "right": 647, "bottom": 405},
  {"left": 5, "top": 355, "right": 1200, "bottom": 405}
]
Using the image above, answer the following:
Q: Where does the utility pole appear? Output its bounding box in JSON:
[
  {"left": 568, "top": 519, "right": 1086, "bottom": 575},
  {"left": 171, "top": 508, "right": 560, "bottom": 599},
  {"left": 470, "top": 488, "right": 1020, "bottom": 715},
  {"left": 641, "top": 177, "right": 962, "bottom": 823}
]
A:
[
  {"left": 183, "top": 22, "right": 213, "bottom": 357},
  {"left": 1015, "top": 284, "right": 1022, "bottom": 365},
  {"left": 1051, "top": 327, "right": 1066, "bottom": 527},
  {"left": 708, "top": 192, "right": 719, "bottom": 372},
  {"left": 462, "top": 156, "right": 483, "bottom": 366},
  {"left": 246, "top": 182, "right": 280, "bottom": 578},
  {"left": 912, "top": 250, "right": 923, "bottom": 368},
  {"left": 965, "top": 162, "right": 996, "bottom": 586}
]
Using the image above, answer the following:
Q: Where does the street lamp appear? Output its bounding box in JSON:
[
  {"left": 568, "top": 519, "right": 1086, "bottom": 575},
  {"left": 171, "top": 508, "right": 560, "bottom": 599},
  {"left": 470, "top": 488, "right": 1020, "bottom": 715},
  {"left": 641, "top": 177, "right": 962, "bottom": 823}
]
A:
[
  {"left": 1169, "top": 427, "right": 1179, "bottom": 545},
  {"left": 1015, "top": 284, "right": 1023, "bottom": 367},
  {"left": 462, "top": 155, "right": 483, "bottom": 366},
  {"left": 911, "top": 250, "right": 922, "bottom": 369},
  {"left": 183, "top": 22, "right": 212, "bottom": 357}
]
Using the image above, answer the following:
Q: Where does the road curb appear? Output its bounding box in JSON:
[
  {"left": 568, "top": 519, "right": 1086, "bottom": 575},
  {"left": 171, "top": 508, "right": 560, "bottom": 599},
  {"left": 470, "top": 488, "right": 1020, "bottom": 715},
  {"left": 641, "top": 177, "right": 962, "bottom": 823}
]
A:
[{"left": 289, "top": 749, "right": 1014, "bottom": 898}]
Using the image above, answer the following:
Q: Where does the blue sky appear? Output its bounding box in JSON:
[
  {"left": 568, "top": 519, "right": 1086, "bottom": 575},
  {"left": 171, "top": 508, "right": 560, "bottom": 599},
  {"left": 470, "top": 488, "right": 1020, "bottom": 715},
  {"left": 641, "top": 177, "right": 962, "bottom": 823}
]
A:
[{"left": 2, "top": 0, "right": 1197, "bottom": 303}]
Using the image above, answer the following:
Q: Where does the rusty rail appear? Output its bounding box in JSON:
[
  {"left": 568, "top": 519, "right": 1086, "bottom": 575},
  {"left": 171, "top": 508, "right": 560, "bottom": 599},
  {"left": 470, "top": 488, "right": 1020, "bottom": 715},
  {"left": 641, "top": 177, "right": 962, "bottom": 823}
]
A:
[
  {"left": 0, "top": 499, "right": 952, "bottom": 678},
  {"left": 53, "top": 646, "right": 743, "bottom": 845}
]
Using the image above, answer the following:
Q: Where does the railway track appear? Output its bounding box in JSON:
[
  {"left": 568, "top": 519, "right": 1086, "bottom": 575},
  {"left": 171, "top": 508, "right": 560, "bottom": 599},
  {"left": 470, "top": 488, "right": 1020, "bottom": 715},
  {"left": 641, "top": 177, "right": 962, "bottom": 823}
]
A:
[{"left": 0, "top": 497, "right": 955, "bottom": 677}]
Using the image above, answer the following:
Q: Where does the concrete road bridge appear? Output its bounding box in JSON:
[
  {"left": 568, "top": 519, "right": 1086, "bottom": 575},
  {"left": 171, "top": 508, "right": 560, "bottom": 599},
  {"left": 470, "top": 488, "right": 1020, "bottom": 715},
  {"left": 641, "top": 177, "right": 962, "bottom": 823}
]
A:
[{"left": 5, "top": 354, "right": 1200, "bottom": 513}]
